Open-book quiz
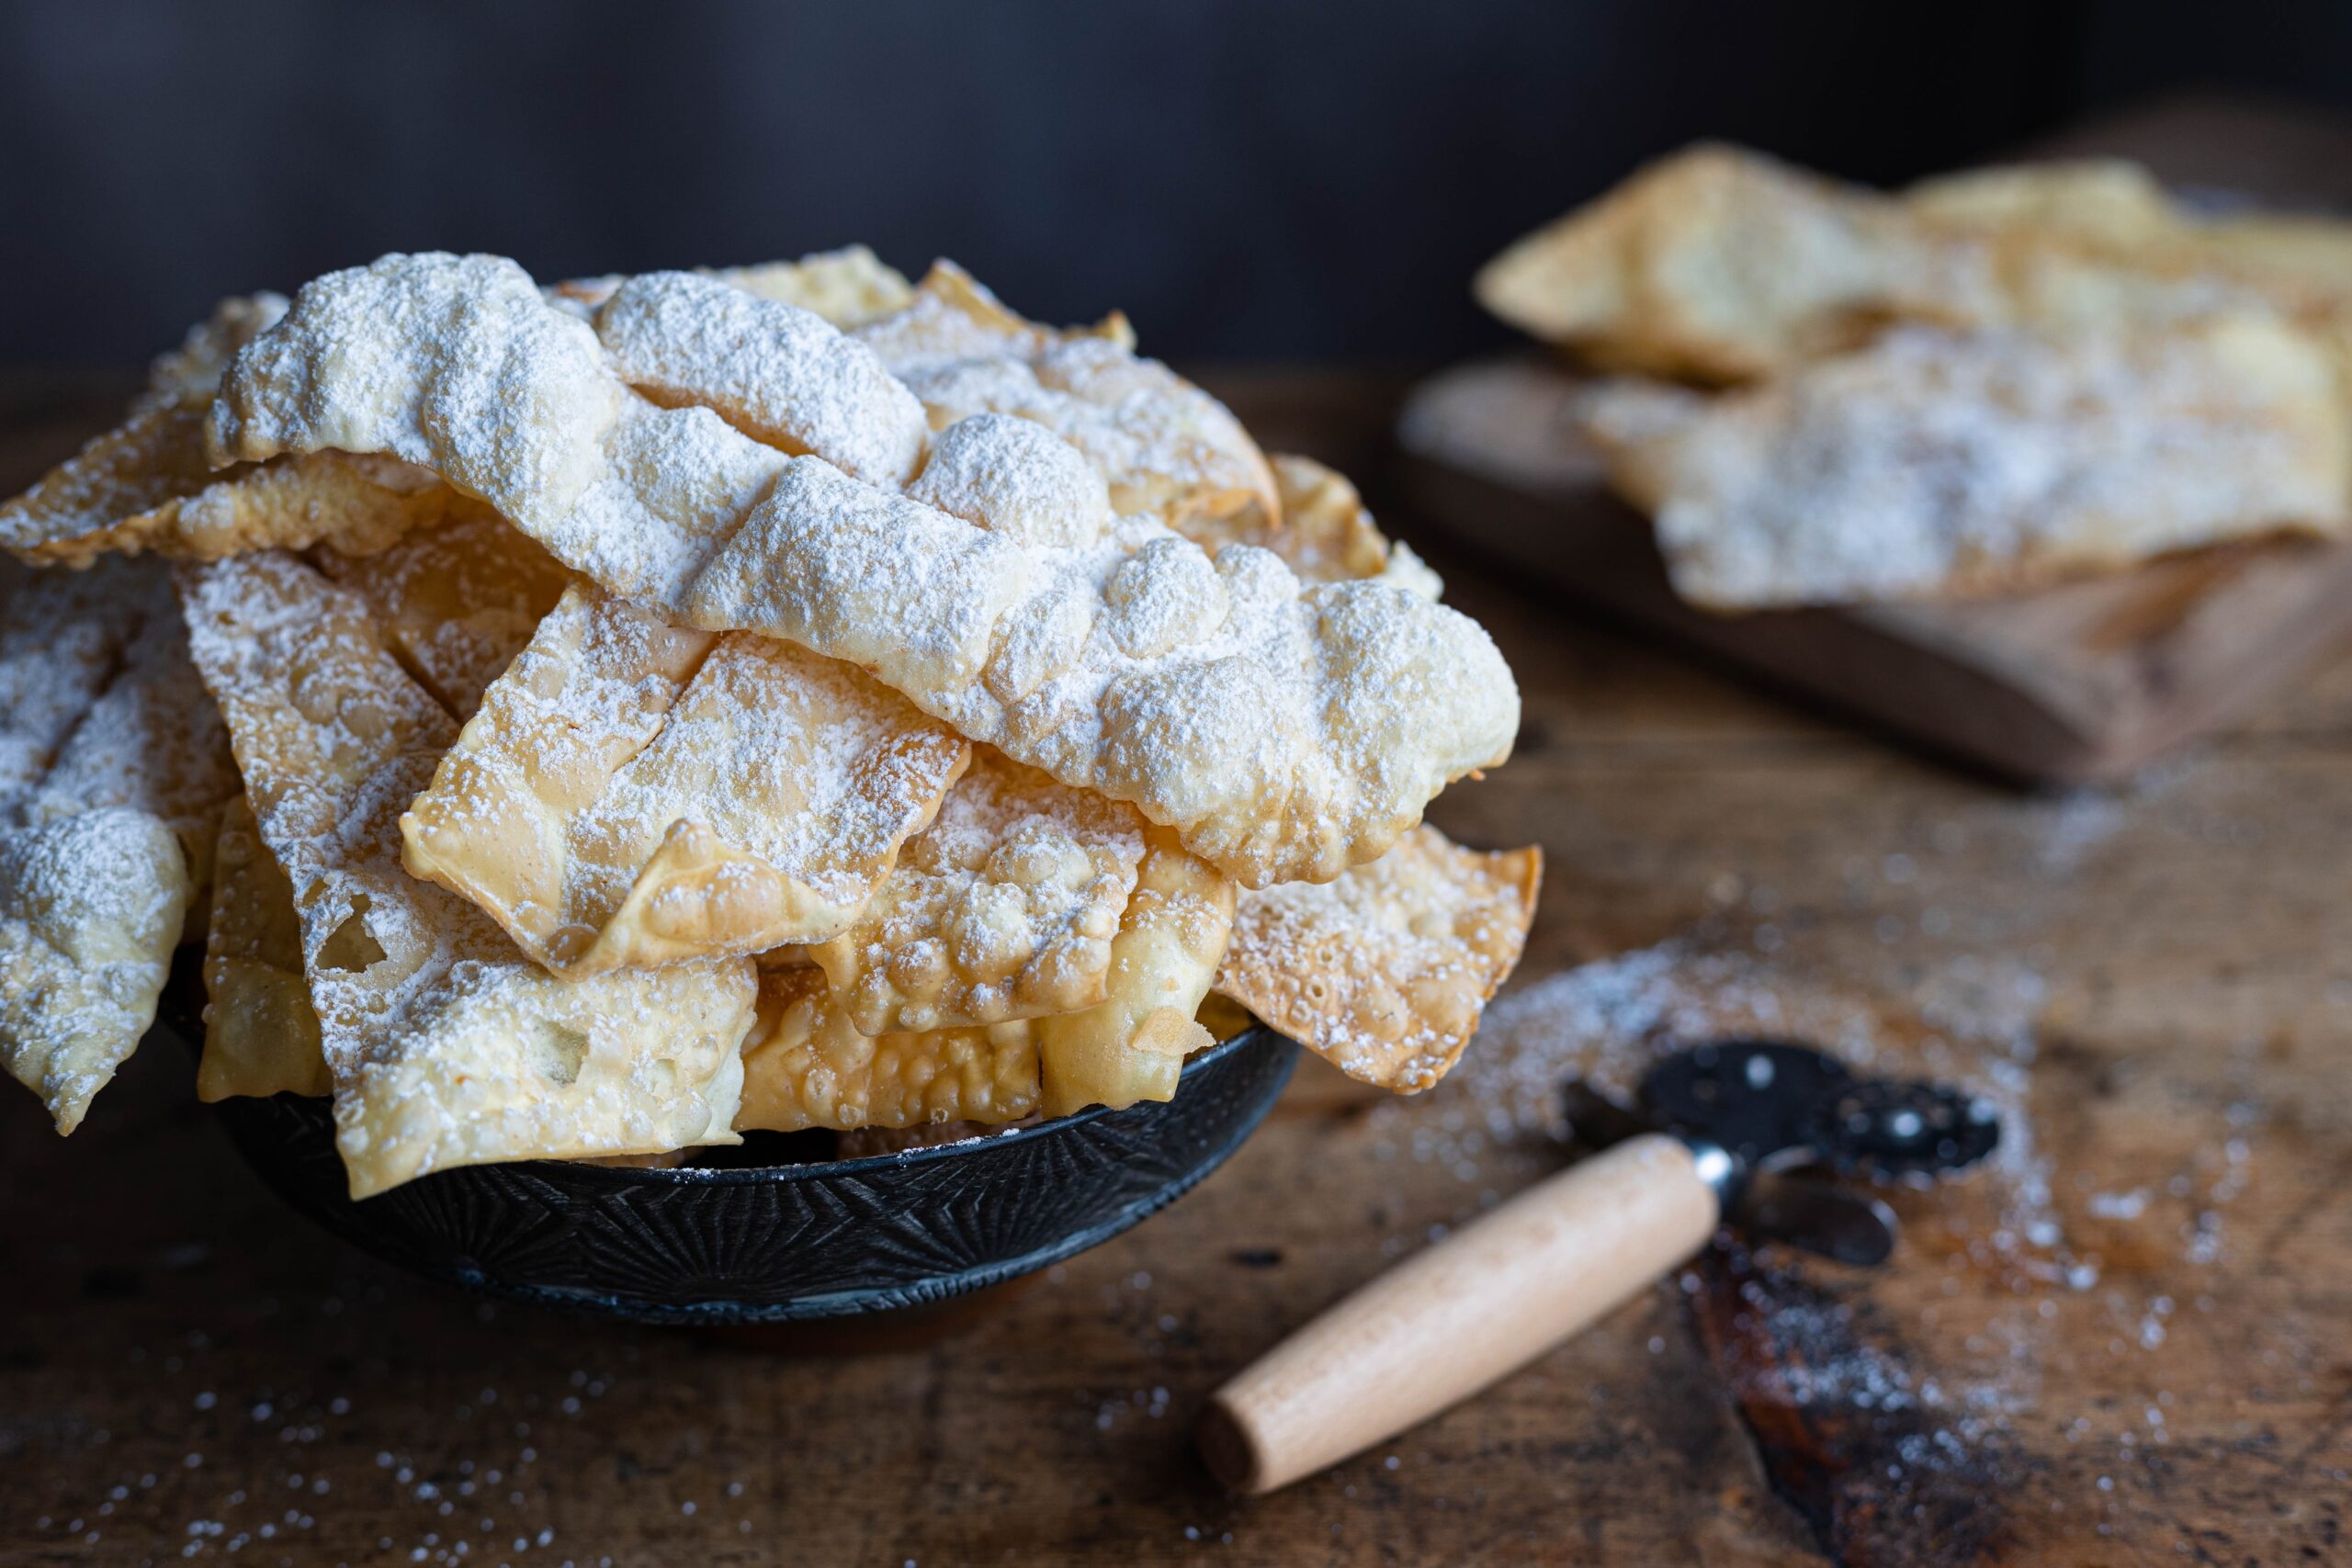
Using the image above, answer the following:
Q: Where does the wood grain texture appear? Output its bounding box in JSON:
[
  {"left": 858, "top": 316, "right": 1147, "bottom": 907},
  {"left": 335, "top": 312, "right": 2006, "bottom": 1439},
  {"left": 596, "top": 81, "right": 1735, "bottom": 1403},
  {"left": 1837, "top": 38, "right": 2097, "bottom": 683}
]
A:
[
  {"left": 17, "top": 90, "right": 2352, "bottom": 1549},
  {"left": 2, "top": 363, "right": 2347, "bottom": 1567}
]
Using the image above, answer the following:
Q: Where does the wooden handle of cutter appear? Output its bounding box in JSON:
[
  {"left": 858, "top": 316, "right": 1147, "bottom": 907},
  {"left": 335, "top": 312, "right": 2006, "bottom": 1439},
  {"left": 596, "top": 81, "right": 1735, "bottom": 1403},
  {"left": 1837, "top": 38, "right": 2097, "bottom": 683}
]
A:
[{"left": 1197, "top": 1132, "right": 1720, "bottom": 1495}]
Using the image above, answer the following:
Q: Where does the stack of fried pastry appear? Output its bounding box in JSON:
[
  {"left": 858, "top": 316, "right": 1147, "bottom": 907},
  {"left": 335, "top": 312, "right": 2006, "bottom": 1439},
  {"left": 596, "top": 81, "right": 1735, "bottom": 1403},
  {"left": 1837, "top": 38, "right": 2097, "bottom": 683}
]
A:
[
  {"left": 0, "top": 249, "right": 1534, "bottom": 1197},
  {"left": 1477, "top": 146, "right": 2352, "bottom": 609}
]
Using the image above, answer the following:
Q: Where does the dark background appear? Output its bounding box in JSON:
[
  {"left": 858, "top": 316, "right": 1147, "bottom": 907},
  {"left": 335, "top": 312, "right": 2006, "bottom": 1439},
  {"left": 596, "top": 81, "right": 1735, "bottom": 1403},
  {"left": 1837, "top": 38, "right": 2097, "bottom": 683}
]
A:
[{"left": 0, "top": 0, "right": 2346, "bottom": 367}]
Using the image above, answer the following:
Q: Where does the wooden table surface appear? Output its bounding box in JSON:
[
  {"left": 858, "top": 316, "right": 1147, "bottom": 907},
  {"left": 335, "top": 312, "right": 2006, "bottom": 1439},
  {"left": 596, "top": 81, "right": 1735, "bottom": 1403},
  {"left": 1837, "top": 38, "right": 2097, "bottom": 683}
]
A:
[{"left": 4, "top": 364, "right": 2350, "bottom": 1568}]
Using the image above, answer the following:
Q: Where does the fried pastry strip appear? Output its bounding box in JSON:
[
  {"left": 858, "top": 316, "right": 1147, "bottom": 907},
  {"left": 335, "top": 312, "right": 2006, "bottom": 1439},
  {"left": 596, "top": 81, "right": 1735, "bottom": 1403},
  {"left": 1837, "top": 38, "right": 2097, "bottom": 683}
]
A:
[
  {"left": 1479, "top": 141, "right": 2352, "bottom": 389},
  {"left": 1181, "top": 454, "right": 1442, "bottom": 599},
  {"left": 1033, "top": 827, "right": 1235, "bottom": 1117},
  {"left": 180, "top": 552, "right": 756, "bottom": 1197},
  {"left": 808, "top": 747, "right": 1143, "bottom": 1035},
  {"left": 854, "top": 256, "right": 1134, "bottom": 367},
  {"left": 553, "top": 245, "right": 918, "bottom": 328},
  {"left": 1584, "top": 314, "right": 2350, "bottom": 608},
  {"left": 1215, "top": 824, "right": 1540, "bottom": 1092},
  {"left": 0, "top": 295, "right": 283, "bottom": 564},
  {"left": 0, "top": 291, "right": 447, "bottom": 568},
  {"left": 206, "top": 253, "right": 1519, "bottom": 887},
  {"left": 28, "top": 584, "right": 239, "bottom": 897},
  {"left": 713, "top": 246, "right": 917, "bottom": 325},
  {"left": 0, "top": 559, "right": 232, "bottom": 1130},
  {"left": 312, "top": 501, "right": 572, "bottom": 720},
  {"left": 736, "top": 965, "right": 1040, "bottom": 1133},
  {"left": 85, "top": 451, "right": 453, "bottom": 566},
  {"left": 1901, "top": 160, "right": 2183, "bottom": 249},
  {"left": 1475, "top": 144, "right": 1999, "bottom": 382},
  {"left": 401, "top": 583, "right": 969, "bottom": 976},
  {"left": 0, "top": 559, "right": 152, "bottom": 799},
  {"left": 0, "top": 807, "right": 189, "bottom": 1131},
  {"left": 197, "top": 508, "right": 564, "bottom": 1106},
  {"left": 198, "top": 505, "right": 578, "bottom": 1101},
  {"left": 856, "top": 261, "right": 1278, "bottom": 531},
  {"left": 596, "top": 271, "right": 930, "bottom": 486},
  {"left": 0, "top": 403, "right": 223, "bottom": 567},
  {"left": 196, "top": 510, "right": 560, "bottom": 1100},
  {"left": 673, "top": 417, "right": 1513, "bottom": 886},
  {"left": 741, "top": 829, "right": 1232, "bottom": 1129},
  {"left": 197, "top": 794, "right": 329, "bottom": 1102}
]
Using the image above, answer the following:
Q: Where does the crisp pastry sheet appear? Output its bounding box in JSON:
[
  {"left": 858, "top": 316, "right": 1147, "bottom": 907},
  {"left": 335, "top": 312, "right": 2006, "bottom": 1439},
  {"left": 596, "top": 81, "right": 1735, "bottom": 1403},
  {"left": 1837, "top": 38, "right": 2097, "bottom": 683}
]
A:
[
  {"left": 736, "top": 965, "right": 1041, "bottom": 1133},
  {"left": 401, "top": 582, "right": 969, "bottom": 976},
  {"left": 1180, "top": 453, "right": 1443, "bottom": 600},
  {"left": 1582, "top": 313, "right": 2351, "bottom": 608},
  {"left": 197, "top": 794, "right": 329, "bottom": 1102},
  {"left": 856, "top": 261, "right": 1279, "bottom": 532},
  {"left": 1903, "top": 160, "right": 2183, "bottom": 249},
  {"left": 0, "top": 558, "right": 232, "bottom": 1130},
  {"left": 741, "top": 827, "right": 1234, "bottom": 1128},
  {"left": 1215, "top": 824, "right": 1540, "bottom": 1093},
  {"left": 713, "top": 246, "right": 917, "bottom": 326},
  {"left": 1478, "top": 141, "right": 2352, "bottom": 392},
  {"left": 1031, "top": 827, "right": 1235, "bottom": 1117},
  {"left": 28, "top": 581, "right": 239, "bottom": 894},
  {"left": 0, "top": 558, "right": 153, "bottom": 802},
  {"left": 0, "top": 290, "right": 447, "bottom": 570},
  {"left": 1474, "top": 143, "right": 1998, "bottom": 383},
  {"left": 180, "top": 551, "right": 756, "bottom": 1197},
  {"left": 0, "top": 295, "right": 284, "bottom": 565},
  {"left": 198, "top": 508, "right": 562, "bottom": 1103},
  {"left": 0, "top": 243, "right": 1535, "bottom": 1167},
  {"left": 808, "top": 746, "right": 1144, "bottom": 1035},
  {"left": 312, "top": 501, "right": 572, "bottom": 721},
  {"left": 598, "top": 270, "right": 931, "bottom": 487},
  {"left": 553, "top": 246, "right": 918, "bottom": 329},
  {"left": 0, "top": 807, "right": 189, "bottom": 1132},
  {"left": 60, "top": 451, "right": 452, "bottom": 567}
]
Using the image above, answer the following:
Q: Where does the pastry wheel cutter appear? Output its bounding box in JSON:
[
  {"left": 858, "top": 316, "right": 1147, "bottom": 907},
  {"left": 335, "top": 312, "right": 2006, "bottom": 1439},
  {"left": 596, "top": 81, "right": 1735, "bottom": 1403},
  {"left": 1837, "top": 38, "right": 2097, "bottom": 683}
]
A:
[{"left": 1197, "top": 1039, "right": 1999, "bottom": 1494}]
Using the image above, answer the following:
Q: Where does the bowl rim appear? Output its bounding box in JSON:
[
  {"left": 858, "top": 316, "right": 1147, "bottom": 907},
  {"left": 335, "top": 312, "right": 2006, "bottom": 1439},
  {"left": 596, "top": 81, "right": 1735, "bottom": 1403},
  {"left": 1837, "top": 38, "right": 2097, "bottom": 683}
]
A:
[
  {"left": 202, "top": 1021, "right": 1302, "bottom": 1323},
  {"left": 537, "top": 1022, "right": 1282, "bottom": 1188}
]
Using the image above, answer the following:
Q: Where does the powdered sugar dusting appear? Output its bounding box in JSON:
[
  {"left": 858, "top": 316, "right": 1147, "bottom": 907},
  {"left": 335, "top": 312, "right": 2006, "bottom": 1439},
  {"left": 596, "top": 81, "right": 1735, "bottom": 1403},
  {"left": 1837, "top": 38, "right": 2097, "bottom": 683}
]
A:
[
  {"left": 1216, "top": 826, "right": 1539, "bottom": 1089},
  {"left": 0, "top": 807, "right": 189, "bottom": 1132},
  {"left": 401, "top": 584, "right": 969, "bottom": 976},
  {"left": 0, "top": 558, "right": 220, "bottom": 1129},
  {"left": 311, "top": 503, "right": 572, "bottom": 722},
  {"left": 1363, "top": 920, "right": 2160, "bottom": 1476},
  {"left": 205, "top": 250, "right": 1520, "bottom": 888},
  {"left": 890, "top": 336, "right": 1274, "bottom": 528},
  {"left": 597, "top": 271, "right": 928, "bottom": 487},
  {"left": 852, "top": 261, "right": 1276, "bottom": 528},
  {"left": 1595, "top": 314, "right": 2350, "bottom": 607},
  {"left": 179, "top": 553, "right": 757, "bottom": 1197},
  {"left": 32, "top": 591, "right": 237, "bottom": 860},
  {"left": 0, "top": 561, "right": 149, "bottom": 800},
  {"left": 209, "top": 254, "right": 625, "bottom": 534},
  {"left": 0, "top": 404, "right": 220, "bottom": 561},
  {"left": 1215, "top": 453, "right": 1446, "bottom": 599},
  {"left": 909, "top": 411, "right": 1112, "bottom": 549},
  {"left": 684, "top": 457, "right": 1518, "bottom": 886},
  {"left": 809, "top": 747, "right": 1146, "bottom": 1034}
]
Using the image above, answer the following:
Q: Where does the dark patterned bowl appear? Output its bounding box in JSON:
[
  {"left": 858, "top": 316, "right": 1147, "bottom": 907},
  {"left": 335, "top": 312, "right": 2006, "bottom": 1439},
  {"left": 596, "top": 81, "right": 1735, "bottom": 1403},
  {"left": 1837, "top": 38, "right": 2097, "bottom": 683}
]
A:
[{"left": 189, "top": 1013, "right": 1297, "bottom": 1326}]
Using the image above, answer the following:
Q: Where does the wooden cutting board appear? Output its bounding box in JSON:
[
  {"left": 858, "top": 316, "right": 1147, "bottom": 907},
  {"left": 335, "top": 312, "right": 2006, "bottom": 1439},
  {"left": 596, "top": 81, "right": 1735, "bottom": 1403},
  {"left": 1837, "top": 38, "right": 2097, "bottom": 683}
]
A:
[{"left": 1396, "top": 356, "right": 2352, "bottom": 784}]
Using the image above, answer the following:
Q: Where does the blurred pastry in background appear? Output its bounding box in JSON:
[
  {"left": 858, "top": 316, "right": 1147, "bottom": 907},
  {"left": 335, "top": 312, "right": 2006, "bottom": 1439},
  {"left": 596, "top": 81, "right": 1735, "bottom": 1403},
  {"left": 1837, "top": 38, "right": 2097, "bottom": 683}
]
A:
[{"left": 1479, "top": 144, "right": 2352, "bottom": 608}]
